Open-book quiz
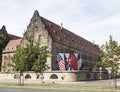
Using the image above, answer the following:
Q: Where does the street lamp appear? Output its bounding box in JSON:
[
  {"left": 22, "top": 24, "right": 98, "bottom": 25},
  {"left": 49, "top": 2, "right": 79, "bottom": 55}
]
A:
[
  {"left": 106, "top": 68, "right": 112, "bottom": 87},
  {"left": 99, "top": 67, "right": 102, "bottom": 80},
  {"left": 108, "top": 68, "right": 111, "bottom": 80},
  {"left": 40, "top": 61, "right": 44, "bottom": 83}
]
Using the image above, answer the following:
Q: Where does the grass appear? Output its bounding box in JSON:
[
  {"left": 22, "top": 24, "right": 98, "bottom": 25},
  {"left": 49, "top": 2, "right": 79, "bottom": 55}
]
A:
[{"left": 0, "top": 83, "right": 120, "bottom": 91}]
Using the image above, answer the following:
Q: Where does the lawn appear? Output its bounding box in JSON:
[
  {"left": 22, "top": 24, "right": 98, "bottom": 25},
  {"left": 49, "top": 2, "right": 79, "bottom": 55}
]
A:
[{"left": 0, "top": 83, "right": 120, "bottom": 91}]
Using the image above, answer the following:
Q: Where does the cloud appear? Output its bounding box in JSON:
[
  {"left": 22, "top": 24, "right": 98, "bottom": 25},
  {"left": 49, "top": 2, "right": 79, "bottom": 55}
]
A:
[{"left": 0, "top": 0, "right": 120, "bottom": 45}]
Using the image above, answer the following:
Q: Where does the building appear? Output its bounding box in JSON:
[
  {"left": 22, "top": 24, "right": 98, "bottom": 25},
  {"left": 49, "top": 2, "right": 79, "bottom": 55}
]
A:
[
  {"left": 21, "top": 10, "right": 100, "bottom": 72},
  {"left": 0, "top": 26, "right": 21, "bottom": 72},
  {"left": 2, "top": 39, "right": 21, "bottom": 72},
  {"left": 2, "top": 10, "right": 100, "bottom": 71}
]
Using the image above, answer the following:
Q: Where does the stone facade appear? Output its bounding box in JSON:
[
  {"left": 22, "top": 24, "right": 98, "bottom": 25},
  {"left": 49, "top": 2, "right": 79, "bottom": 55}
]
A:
[
  {"left": 0, "top": 10, "right": 101, "bottom": 82},
  {"left": 1, "top": 10, "right": 100, "bottom": 72},
  {"left": 22, "top": 10, "right": 100, "bottom": 72}
]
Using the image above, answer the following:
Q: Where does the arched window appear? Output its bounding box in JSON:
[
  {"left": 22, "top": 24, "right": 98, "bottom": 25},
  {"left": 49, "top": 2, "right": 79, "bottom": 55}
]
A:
[
  {"left": 50, "top": 74, "right": 58, "bottom": 79},
  {"left": 14, "top": 74, "right": 19, "bottom": 79},
  {"left": 25, "top": 74, "right": 31, "bottom": 79}
]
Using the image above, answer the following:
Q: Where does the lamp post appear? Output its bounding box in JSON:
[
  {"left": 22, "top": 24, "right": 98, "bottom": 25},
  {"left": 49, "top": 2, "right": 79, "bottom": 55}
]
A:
[
  {"left": 107, "top": 68, "right": 112, "bottom": 87},
  {"left": 108, "top": 68, "right": 111, "bottom": 80},
  {"left": 113, "top": 72, "right": 117, "bottom": 88},
  {"left": 99, "top": 67, "right": 102, "bottom": 80},
  {"left": 40, "top": 61, "right": 44, "bottom": 83}
]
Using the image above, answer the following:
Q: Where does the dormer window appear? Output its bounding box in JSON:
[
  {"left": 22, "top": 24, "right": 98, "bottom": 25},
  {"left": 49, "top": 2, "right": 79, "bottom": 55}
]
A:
[
  {"left": 6, "top": 48, "right": 9, "bottom": 51},
  {"left": 63, "top": 35, "right": 66, "bottom": 37},
  {"left": 57, "top": 36, "right": 61, "bottom": 41},
  {"left": 11, "top": 47, "right": 14, "bottom": 50},
  {"left": 53, "top": 30, "right": 56, "bottom": 34},
  {"left": 72, "top": 38, "right": 74, "bottom": 41}
]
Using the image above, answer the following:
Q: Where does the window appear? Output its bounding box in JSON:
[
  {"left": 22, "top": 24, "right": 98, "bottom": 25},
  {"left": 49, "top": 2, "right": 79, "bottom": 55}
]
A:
[
  {"left": 8, "top": 55, "right": 11, "bottom": 61},
  {"left": 50, "top": 74, "right": 58, "bottom": 79},
  {"left": 4, "top": 56, "right": 7, "bottom": 61},
  {"left": 14, "top": 74, "right": 19, "bottom": 79},
  {"left": 6, "top": 48, "right": 9, "bottom": 50},
  {"left": 34, "top": 26, "right": 38, "bottom": 31},
  {"left": 11, "top": 47, "right": 14, "bottom": 50},
  {"left": 25, "top": 74, "right": 31, "bottom": 79}
]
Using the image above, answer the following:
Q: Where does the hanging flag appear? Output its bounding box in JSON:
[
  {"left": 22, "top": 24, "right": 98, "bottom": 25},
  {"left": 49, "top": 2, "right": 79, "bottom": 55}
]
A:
[
  {"left": 58, "top": 60, "right": 65, "bottom": 70},
  {"left": 57, "top": 53, "right": 65, "bottom": 70},
  {"left": 78, "top": 53, "right": 82, "bottom": 70},
  {"left": 65, "top": 53, "right": 71, "bottom": 71},
  {"left": 71, "top": 53, "right": 77, "bottom": 70}
]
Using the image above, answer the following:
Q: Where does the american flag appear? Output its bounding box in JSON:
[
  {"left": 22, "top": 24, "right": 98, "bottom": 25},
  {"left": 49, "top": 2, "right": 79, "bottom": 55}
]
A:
[
  {"left": 57, "top": 53, "right": 65, "bottom": 70},
  {"left": 58, "top": 60, "right": 65, "bottom": 70}
]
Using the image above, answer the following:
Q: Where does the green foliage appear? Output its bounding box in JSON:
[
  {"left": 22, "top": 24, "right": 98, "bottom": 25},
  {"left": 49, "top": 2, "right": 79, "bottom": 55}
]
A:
[
  {"left": 0, "top": 34, "right": 5, "bottom": 52},
  {"left": 0, "top": 34, "right": 6, "bottom": 71},
  {"left": 94, "top": 35, "right": 120, "bottom": 73},
  {"left": 12, "top": 46, "right": 28, "bottom": 72},
  {"left": 32, "top": 46, "right": 49, "bottom": 72},
  {"left": 100, "top": 35, "right": 118, "bottom": 57},
  {"left": 12, "top": 30, "right": 49, "bottom": 72}
]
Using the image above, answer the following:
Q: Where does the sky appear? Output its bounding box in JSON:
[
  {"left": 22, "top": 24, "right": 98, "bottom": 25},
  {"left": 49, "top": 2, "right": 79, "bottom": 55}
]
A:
[{"left": 0, "top": 0, "right": 120, "bottom": 45}]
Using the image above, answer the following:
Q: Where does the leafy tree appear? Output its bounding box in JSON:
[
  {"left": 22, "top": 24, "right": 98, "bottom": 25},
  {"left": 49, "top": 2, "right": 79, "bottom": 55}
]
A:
[
  {"left": 0, "top": 34, "right": 5, "bottom": 52},
  {"left": 94, "top": 35, "right": 120, "bottom": 73},
  {"left": 32, "top": 46, "right": 49, "bottom": 72},
  {"left": 12, "top": 30, "right": 49, "bottom": 73},
  {"left": 101, "top": 35, "right": 118, "bottom": 57},
  {"left": 12, "top": 46, "right": 28, "bottom": 72},
  {"left": 0, "top": 34, "right": 6, "bottom": 71}
]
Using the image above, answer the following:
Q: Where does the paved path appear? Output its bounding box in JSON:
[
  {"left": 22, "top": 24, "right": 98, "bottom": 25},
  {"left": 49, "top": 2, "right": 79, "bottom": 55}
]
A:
[
  {"left": 0, "top": 78, "right": 120, "bottom": 87},
  {"left": 55, "top": 79, "right": 120, "bottom": 87}
]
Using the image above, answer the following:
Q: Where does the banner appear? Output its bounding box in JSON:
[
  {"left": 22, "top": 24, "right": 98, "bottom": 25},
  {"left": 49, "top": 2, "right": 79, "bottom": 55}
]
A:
[
  {"left": 65, "top": 53, "right": 71, "bottom": 71},
  {"left": 78, "top": 53, "right": 82, "bottom": 70},
  {"left": 57, "top": 53, "right": 65, "bottom": 70},
  {"left": 71, "top": 53, "right": 78, "bottom": 70}
]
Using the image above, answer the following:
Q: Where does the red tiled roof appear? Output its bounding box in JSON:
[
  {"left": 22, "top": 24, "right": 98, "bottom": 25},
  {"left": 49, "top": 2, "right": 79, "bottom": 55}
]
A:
[{"left": 41, "top": 17, "right": 100, "bottom": 56}]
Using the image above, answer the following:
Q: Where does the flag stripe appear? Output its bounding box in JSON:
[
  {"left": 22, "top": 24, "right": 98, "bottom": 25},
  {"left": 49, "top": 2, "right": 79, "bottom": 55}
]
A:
[{"left": 58, "top": 60, "right": 65, "bottom": 70}]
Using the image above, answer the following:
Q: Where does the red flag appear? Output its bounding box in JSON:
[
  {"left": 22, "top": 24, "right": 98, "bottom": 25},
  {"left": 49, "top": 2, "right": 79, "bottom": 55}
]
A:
[{"left": 72, "top": 54, "right": 77, "bottom": 70}]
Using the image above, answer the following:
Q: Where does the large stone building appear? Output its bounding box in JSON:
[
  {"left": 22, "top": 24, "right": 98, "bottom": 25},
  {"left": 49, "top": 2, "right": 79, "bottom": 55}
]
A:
[
  {"left": 1, "top": 10, "right": 100, "bottom": 73},
  {"left": 27, "top": 10, "right": 100, "bottom": 71}
]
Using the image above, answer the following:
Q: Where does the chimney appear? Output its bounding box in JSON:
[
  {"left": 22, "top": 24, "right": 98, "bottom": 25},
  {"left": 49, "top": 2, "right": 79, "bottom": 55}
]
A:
[{"left": 60, "top": 23, "right": 63, "bottom": 31}]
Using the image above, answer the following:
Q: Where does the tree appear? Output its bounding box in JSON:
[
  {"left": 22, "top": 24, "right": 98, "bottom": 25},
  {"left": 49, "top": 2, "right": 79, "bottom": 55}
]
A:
[
  {"left": 0, "top": 34, "right": 6, "bottom": 71},
  {"left": 12, "top": 30, "right": 49, "bottom": 73},
  {"left": 12, "top": 46, "right": 28, "bottom": 72},
  {"left": 32, "top": 46, "right": 49, "bottom": 72},
  {"left": 0, "top": 34, "right": 5, "bottom": 52},
  {"left": 94, "top": 35, "right": 120, "bottom": 73}
]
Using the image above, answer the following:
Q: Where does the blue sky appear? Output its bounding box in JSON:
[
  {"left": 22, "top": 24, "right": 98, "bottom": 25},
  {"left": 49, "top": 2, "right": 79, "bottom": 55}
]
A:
[{"left": 0, "top": 0, "right": 120, "bottom": 45}]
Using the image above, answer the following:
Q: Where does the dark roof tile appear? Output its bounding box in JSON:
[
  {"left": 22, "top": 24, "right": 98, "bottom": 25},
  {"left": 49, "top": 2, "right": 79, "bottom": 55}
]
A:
[{"left": 40, "top": 17, "right": 100, "bottom": 56}]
